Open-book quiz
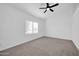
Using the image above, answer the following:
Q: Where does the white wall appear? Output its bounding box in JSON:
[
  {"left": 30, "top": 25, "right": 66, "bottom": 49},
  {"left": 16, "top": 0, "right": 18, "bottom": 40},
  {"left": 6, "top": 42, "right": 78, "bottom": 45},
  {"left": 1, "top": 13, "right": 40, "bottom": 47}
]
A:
[
  {"left": 72, "top": 6, "right": 79, "bottom": 49},
  {"left": 0, "top": 4, "right": 45, "bottom": 51},
  {"left": 46, "top": 4, "right": 77, "bottom": 40}
]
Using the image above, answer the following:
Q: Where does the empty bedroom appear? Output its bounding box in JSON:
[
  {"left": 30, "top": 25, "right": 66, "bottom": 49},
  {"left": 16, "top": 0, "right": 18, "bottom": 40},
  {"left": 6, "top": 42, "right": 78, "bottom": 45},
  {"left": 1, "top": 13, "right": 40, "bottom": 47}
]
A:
[{"left": 0, "top": 3, "right": 79, "bottom": 56}]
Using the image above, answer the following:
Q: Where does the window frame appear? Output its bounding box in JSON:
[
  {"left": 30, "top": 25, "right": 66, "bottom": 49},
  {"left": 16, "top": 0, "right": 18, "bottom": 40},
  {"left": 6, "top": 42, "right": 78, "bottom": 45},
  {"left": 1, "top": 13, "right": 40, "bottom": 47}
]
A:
[{"left": 25, "top": 20, "right": 38, "bottom": 34}]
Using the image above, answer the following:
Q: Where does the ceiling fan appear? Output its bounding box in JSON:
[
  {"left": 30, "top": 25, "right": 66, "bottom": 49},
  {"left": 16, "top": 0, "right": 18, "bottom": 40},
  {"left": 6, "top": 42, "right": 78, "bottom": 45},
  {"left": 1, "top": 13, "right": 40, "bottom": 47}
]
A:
[{"left": 39, "top": 3, "right": 59, "bottom": 13}]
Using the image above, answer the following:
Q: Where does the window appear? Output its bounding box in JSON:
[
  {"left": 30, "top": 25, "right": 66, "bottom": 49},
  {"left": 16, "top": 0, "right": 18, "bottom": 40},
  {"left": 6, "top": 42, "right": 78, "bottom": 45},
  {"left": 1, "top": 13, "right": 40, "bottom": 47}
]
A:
[{"left": 25, "top": 20, "right": 38, "bottom": 34}]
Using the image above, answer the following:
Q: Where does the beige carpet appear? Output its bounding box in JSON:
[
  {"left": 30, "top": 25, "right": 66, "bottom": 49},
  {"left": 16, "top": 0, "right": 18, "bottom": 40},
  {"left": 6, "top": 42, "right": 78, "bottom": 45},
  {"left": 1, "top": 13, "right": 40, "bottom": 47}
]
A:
[{"left": 0, "top": 36, "right": 78, "bottom": 56}]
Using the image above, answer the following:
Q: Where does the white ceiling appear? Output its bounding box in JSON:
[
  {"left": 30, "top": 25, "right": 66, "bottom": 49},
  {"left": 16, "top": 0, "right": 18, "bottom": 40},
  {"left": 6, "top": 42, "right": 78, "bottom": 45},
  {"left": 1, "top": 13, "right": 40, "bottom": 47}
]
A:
[{"left": 13, "top": 3, "right": 79, "bottom": 19}]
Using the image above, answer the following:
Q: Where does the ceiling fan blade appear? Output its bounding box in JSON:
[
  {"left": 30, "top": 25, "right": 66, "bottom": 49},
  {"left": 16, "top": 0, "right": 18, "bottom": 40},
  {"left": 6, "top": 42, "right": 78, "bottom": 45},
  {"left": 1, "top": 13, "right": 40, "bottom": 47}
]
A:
[
  {"left": 39, "top": 7, "right": 46, "bottom": 9},
  {"left": 50, "top": 9, "right": 54, "bottom": 12},
  {"left": 44, "top": 9, "right": 47, "bottom": 13},
  {"left": 50, "top": 3, "right": 59, "bottom": 8}
]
